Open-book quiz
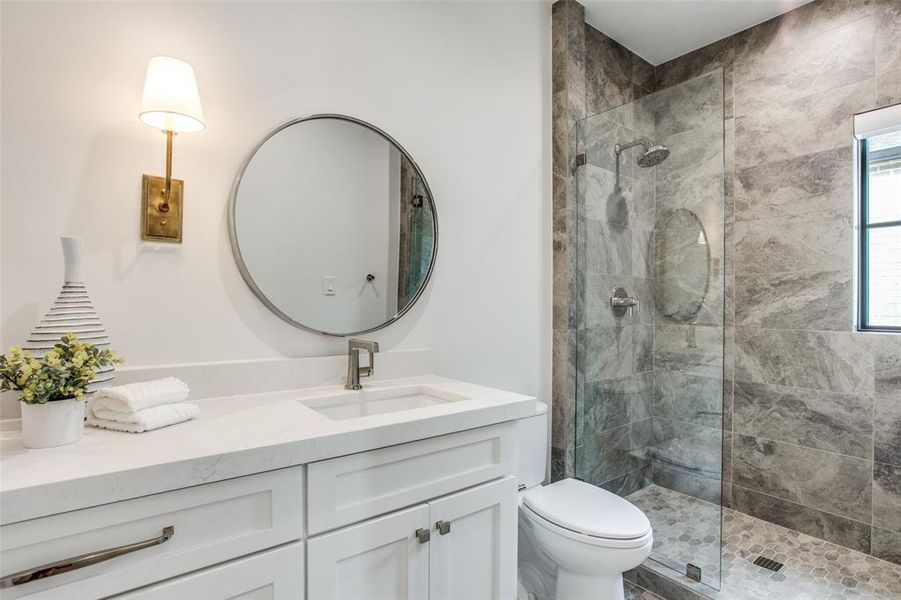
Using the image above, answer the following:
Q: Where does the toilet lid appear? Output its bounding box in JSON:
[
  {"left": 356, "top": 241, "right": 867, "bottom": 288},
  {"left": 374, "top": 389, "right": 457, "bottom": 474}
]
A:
[{"left": 523, "top": 478, "right": 651, "bottom": 540}]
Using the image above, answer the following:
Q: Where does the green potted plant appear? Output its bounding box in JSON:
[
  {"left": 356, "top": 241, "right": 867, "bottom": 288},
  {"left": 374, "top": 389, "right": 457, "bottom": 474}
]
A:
[{"left": 0, "top": 333, "right": 122, "bottom": 448}]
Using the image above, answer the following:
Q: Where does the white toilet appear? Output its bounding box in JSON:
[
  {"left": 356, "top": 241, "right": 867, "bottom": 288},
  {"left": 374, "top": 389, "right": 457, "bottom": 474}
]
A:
[{"left": 517, "top": 402, "right": 653, "bottom": 600}]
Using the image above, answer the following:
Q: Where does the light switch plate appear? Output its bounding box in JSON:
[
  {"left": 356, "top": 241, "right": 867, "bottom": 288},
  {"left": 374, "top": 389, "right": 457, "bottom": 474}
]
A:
[{"left": 323, "top": 276, "right": 336, "bottom": 296}]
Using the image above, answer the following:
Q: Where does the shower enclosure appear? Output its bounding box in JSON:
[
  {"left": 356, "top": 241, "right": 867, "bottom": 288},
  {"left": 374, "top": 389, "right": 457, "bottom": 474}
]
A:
[{"left": 573, "top": 69, "right": 726, "bottom": 591}]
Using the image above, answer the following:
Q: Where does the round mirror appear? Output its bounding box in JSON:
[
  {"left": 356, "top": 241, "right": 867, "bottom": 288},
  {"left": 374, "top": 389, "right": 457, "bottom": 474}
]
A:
[
  {"left": 229, "top": 115, "right": 437, "bottom": 336},
  {"left": 654, "top": 208, "right": 710, "bottom": 321}
]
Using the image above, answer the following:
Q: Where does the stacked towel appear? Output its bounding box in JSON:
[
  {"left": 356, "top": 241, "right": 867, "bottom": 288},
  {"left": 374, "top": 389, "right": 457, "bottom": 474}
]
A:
[{"left": 86, "top": 377, "right": 199, "bottom": 433}]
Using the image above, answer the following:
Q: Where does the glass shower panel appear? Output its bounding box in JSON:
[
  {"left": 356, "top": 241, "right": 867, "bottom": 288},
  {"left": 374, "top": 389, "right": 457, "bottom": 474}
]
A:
[{"left": 573, "top": 69, "right": 726, "bottom": 591}]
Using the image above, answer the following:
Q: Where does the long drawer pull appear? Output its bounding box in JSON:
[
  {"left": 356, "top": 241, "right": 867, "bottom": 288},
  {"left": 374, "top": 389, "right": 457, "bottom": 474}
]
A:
[{"left": 0, "top": 525, "right": 175, "bottom": 588}]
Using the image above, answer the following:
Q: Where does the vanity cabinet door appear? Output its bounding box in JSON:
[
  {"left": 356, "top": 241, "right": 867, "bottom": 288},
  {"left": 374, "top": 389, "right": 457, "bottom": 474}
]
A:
[
  {"left": 428, "top": 476, "right": 517, "bottom": 600},
  {"left": 306, "top": 504, "right": 429, "bottom": 600}
]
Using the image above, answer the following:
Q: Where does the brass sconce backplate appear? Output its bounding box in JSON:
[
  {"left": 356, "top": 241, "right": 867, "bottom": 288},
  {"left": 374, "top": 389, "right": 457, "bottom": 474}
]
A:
[{"left": 141, "top": 174, "right": 183, "bottom": 243}]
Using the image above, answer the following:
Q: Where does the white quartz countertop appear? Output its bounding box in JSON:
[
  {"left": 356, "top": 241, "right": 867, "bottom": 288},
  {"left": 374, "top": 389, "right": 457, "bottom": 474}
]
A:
[{"left": 0, "top": 376, "right": 538, "bottom": 525}]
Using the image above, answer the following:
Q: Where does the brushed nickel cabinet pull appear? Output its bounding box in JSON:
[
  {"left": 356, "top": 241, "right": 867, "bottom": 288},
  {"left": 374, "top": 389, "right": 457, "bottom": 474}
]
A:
[
  {"left": 415, "top": 528, "right": 431, "bottom": 544},
  {"left": 436, "top": 520, "right": 451, "bottom": 535},
  {"left": 0, "top": 526, "right": 175, "bottom": 588}
]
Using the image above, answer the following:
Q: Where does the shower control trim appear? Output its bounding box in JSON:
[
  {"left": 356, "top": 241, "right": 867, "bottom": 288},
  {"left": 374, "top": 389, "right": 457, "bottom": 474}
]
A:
[{"left": 610, "top": 286, "right": 640, "bottom": 317}]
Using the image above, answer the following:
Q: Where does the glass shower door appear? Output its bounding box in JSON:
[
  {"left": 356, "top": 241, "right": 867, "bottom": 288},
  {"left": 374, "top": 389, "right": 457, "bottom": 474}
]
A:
[{"left": 573, "top": 69, "right": 726, "bottom": 591}]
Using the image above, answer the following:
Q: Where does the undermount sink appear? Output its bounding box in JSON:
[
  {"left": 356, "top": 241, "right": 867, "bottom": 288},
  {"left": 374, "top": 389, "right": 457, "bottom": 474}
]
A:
[{"left": 299, "top": 385, "right": 471, "bottom": 421}]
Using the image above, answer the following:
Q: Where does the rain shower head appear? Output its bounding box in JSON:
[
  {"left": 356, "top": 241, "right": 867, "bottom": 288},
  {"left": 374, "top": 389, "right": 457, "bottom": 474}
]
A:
[
  {"left": 637, "top": 144, "right": 670, "bottom": 168},
  {"left": 615, "top": 138, "right": 670, "bottom": 168}
]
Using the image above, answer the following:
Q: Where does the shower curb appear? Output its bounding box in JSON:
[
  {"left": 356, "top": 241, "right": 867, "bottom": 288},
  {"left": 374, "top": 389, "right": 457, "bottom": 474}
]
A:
[{"left": 626, "top": 563, "right": 714, "bottom": 600}]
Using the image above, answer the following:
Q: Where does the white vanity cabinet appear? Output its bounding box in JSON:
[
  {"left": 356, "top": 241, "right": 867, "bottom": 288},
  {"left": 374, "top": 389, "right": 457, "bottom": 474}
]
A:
[
  {"left": 307, "top": 477, "right": 516, "bottom": 600},
  {"left": 306, "top": 421, "right": 518, "bottom": 600},
  {"left": 0, "top": 421, "right": 518, "bottom": 600}
]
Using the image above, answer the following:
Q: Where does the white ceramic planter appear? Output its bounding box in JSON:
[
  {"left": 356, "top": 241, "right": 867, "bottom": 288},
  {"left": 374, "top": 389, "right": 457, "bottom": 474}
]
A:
[{"left": 20, "top": 398, "right": 85, "bottom": 449}]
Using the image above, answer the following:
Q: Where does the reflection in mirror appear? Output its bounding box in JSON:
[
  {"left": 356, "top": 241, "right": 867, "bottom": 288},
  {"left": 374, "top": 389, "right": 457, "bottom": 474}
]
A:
[
  {"left": 655, "top": 208, "right": 710, "bottom": 321},
  {"left": 230, "top": 116, "right": 437, "bottom": 336}
]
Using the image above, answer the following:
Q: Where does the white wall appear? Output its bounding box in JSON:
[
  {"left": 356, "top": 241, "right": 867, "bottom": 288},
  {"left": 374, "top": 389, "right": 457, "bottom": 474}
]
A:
[
  {"left": 0, "top": 1, "right": 552, "bottom": 403},
  {"left": 236, "top": 118, "right": 394, "bottom": 333}
]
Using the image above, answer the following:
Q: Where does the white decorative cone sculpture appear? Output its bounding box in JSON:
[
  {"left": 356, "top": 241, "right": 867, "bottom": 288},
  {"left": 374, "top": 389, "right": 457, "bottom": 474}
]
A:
[{"left": 23, "top": 237, "right": 115, "bottom": 391}]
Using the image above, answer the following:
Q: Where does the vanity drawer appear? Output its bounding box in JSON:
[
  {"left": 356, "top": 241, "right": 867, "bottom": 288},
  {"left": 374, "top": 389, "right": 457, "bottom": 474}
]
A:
[
  {"left": 306, "top": 422, "right": 515, "bottom": 534},
  {"left": 0, "top": 467, "right": 304, "bottom": 599},
  {"left": 115, "top": 542, "right": 304, "bottom": 600}
]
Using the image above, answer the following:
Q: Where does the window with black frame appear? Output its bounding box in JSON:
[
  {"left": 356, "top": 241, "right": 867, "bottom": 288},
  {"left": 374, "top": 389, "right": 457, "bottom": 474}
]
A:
[{"left": 858, "top": 128, "right": 901, "bottom": 332}]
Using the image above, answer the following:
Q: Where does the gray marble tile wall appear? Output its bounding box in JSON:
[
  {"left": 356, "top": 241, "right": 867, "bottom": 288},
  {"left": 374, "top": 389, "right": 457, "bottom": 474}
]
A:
[
  {"left": 573, "top": 59, "right": 656, "bottom": 496},
  {"left": 551, "top": 0, "right": 585, "bottom": 481},
  {"left": 653, "top": 0, "right": 901, "bottom": 564},
  {"left": 554, "top": 0, "right": 901, "bottom": 565},
  {"left": 551, "top": 0, "right": 654, "bottom": 483}
]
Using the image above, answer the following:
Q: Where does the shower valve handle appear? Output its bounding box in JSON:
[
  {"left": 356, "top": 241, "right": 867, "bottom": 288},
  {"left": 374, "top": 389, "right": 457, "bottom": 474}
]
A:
[
  {"left": 610, "top": 288, "right": 640, "bottom": 317},
  {"left": 626, "top": 298, "right": 640, "bottom": 317}
]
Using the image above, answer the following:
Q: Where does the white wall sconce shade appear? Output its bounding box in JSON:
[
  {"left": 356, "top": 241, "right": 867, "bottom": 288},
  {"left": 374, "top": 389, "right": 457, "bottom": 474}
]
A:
[{"left": 140, "top": 56, "right": 205, "bottom": 133}]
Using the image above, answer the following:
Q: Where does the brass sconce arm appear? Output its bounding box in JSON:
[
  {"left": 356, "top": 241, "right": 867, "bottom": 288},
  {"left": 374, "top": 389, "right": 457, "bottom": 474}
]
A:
[{"left": 160, "top": 130, "right": 174, "bottom": 213}]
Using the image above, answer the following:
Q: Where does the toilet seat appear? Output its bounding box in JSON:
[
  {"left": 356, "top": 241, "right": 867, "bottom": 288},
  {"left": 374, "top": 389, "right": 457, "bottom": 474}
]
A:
[{"left": 522, "top": 479, "right": 652, "bottom": 549}]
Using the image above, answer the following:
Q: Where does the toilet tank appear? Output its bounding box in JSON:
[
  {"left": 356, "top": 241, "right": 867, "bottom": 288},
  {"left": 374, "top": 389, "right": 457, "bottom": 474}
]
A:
[{"left": 516, "top": 401, "right": 549, "bottom": 489}]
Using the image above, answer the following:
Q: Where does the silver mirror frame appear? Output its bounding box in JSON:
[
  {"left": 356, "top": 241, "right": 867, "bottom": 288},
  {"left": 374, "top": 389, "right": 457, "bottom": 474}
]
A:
[{"left": 228, "top": 114, "right": 439, "bottom": 337}]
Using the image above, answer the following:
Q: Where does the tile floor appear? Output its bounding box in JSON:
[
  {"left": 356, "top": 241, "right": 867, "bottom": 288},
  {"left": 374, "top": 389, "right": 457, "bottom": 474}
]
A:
[
  {"left": 626, "top": 484, "right": 901, "bottom": 600},
  {"left": 628, "top": 484, "right": 722, "bottom": 583}
]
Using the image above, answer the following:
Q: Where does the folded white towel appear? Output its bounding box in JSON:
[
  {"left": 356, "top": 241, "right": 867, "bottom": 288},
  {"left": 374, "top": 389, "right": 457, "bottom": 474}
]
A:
[
  {"left": 87, "top": 403, "right": 200, "bottom": 433},
  {"left": 86, "top": 377, "right": 196, "bottom": 433},
  {"left": 90, "top": 377, "right": 189, "bottom": 413}
]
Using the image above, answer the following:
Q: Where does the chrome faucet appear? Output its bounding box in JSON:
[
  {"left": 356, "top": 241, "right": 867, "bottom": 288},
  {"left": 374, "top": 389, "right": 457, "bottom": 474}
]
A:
[{"left": 345, "top": 339, "right": 380, "bottom": 390}]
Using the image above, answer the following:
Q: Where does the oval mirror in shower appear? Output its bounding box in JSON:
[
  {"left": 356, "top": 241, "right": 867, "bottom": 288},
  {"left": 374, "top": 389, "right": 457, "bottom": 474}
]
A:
[
  {"left": 654, "top": 208, "right": 711, "bottom": 321},
  {"left": 229, "top": 115, "right": 438, "bottom": 336}
]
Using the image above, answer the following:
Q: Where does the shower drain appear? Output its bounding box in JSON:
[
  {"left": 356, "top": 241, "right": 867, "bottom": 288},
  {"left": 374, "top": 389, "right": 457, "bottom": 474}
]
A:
[{"left": 753, "top": 556, "right": 785, "bottom": 572}]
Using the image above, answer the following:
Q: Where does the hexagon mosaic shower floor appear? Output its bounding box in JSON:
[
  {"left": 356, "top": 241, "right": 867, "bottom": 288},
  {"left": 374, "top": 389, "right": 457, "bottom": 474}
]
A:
[{"left": 626, "top": 485, "right": 901, "bottom": 599}]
